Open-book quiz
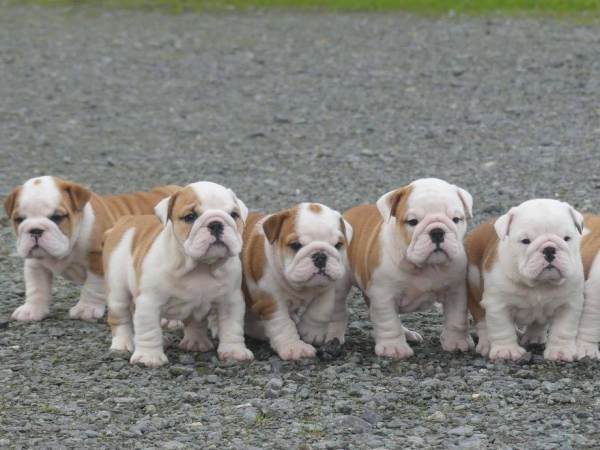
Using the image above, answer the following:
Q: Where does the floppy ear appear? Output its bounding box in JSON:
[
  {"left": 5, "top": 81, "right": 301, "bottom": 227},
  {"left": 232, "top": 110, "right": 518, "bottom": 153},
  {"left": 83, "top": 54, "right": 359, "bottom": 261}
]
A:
[
  {"left": 456, "top": 186, "right": 473, "bottom": 219},
  {"left": 60, "top": 181, "right": 91, "bottom": 212},
  {"left": 4, "top": 186, "right": 21, "bottom": 218},
  {"left": 340, "top": 217, "right": 353, "bottom": 244},
  {"left": 262, "top": 210, "right": 290, "bottom": 244},
  {"left": 494, "top": 208, "right": 516, "bottom": 239},
  {"left": 154, "top": 197, "right": 171, "bottom": 224},
  {"left": 567, "top": 205, "right": 584, "bottom": 235},
  {"left": 376, "top": 185, "right": 411, "bottom": 222},
  {"left": 229, "top": 189, "right": 248, "bottom": 223}
]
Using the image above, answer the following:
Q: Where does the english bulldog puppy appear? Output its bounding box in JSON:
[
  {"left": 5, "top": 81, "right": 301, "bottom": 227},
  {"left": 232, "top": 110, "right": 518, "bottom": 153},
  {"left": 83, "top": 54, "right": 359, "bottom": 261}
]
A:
[
  {"left": 242, "top": 203, "right": 352, "bottom": 360},
  {"left": 103, "top": 181, "right": 253, "bottom": 368},
  {"left": 574, "top": 215, "right": 600, "bottom": 359},
  {"left": 466, "top": 199, "right": 585, "bottom": 362},
  {"left": 4, "top": 176, "right": 177, "bottom": 322},
  {"left": 333, "top": 178, "right": 474, "bottom": 359}
]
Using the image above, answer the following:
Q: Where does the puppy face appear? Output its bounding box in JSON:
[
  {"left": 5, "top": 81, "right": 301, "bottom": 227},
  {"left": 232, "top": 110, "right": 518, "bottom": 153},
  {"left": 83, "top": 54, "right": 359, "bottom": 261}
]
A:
[
  {"left": 495, "top": 199, "right": 583, "bottom": 286},
  {"left": 4, "top": 176, "right": 91, "bottom": 260},
  {"left": 263, "top": 203, "right": 353, "bottom": 289},
  {"left": 377, "top": 178, "right": 472, "bottom": 266},
  {"left": 156, "top": 181, "right": 248, "bottom": 263}
]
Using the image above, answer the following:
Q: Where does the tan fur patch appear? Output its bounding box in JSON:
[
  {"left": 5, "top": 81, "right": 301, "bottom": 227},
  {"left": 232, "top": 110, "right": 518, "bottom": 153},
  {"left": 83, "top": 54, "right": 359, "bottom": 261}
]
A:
[
  {"left": 581, "top": 214, "right": 600, "bottom": 279},
  {"left": 167, "top": 186, "right": 200, "bottom": 244},
  {"left": 4, "top": 186, "right": 22, "bottom": 226},
  {"left": 308, "top": 203, "right": 322, "bottom": 214},
  {"left": 344, "top": 204, "right": 383, "bottom": 291},
  {"left": 389, "top": 184, "right": 413, "bottom": 244},
  {"left": 464, "top": 220, "right": 499, "bottom": 324},
  {"left": 33, "top": 179, "right": 42, "bottom": 185}
]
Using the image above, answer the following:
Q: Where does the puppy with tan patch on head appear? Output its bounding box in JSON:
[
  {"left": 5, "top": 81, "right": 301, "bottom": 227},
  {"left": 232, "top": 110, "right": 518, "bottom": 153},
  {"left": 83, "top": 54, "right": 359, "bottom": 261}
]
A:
[
  {"left": 466, "top": 199, "right": 585, "bottom": 362},
  {"left": 333, "top": 178, "right": 474, "bottom": 359},
  {"left": 242, "top": 203, "right": 352, "bottom": 360},
  {"left": 103, "top": 181, "right": 253, "bottom": 368},
  {"left": 572, "top": 215, "right": 600, "bottom": 359},
  {"left": 4, "top": 176, "right": 177, "bottom": 322}
]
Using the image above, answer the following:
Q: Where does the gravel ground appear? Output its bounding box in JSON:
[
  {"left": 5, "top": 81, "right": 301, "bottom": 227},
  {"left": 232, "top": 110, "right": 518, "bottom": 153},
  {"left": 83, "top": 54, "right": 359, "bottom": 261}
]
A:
[{"left": 1, "top": 4, "right": 600, "bottom": 449}]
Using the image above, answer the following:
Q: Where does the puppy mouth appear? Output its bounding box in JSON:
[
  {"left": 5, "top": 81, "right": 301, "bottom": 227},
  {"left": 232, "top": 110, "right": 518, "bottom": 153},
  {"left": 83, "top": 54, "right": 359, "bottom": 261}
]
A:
[{"left": 310, "top": 270, "right": 333, "bottom": 280}]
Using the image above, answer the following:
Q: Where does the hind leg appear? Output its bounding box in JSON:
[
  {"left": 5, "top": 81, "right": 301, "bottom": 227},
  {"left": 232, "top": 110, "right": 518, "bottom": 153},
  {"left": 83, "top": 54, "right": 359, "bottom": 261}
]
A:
[{"left": 107, "top": 286, "right": 134, "bottom": 353}]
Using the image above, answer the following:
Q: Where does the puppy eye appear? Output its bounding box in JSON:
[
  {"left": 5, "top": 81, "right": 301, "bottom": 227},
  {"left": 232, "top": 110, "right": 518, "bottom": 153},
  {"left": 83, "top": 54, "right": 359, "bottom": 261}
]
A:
[
  {"left": 564, "top": 236, "right": 571, "bottom": 242},
  {"left": 288, "top": 242, "right": 303, "bottom": 252},
  {"left": 452, "top": 217, "right": 461, "bottom": 224},
  {"left": 230, "top": 211, "right": 240, "bottom": 220},
  {"left": 406, "top": 219, "right": 419, "bottom": 227},
  {"left": 49, "top": 214, "right": 66, "bottom": 224},
  {"left": 14, "top": 217, "right": 25, "bottom": 225},
  {"left": 335, "top": 242, "right": 343, "bottom": 250},
  {"left": 521, "top": 238, "right": 531, "bottom": 245},
  {"left": 182, "top": 212, "right": 198, "bottom": 223}
]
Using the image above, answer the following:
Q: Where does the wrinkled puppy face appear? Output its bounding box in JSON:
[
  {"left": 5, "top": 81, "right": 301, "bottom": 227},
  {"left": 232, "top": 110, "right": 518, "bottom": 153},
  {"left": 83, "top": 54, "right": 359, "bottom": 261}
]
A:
[
  {"left": 495, "top": 199, "right": 583, "bottom": 286},
  {"left": 263, "top": 203, "right": 353, "bottom": 289},
  {"left": 156, "top": 181, "right": 248, "bottom": 263},
  {"left": 4, "top": 176, "right": 91, "bottom": 260},
  {"left": 376, "top": 178, "right": 472, "bottom": 266}
]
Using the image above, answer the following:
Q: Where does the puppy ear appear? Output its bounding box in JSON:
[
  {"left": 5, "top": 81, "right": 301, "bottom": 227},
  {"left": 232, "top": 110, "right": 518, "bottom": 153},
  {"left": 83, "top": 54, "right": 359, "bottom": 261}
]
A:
[
  {"left": 263, "top": 210, "right": 290, "bottom": 244},
  {"left": 456, "top": 186, "right": 473, "bottom": 219},
  {"left": 494, "top": 208, "right": 515, "bottom": 239},
  {"left": 154, "top": 197, "right": 171, "bottom": 224},
  {"left": 4, "top": 186, "right": 21, "bottom": 218},
  {"left": 567, "top": 204, "right": 584, "bottom": 235},
  {"left": 229, "top": 189, "right": 248, "bottom": 223},
  {"left": 60, "top": 181, "right": 91, "bottom": 212},
  {"left": 376, "top": 185, "right": 411, "bottom": 222},
  {"left": 166, "top": 192, "right": 180, "bottom": 224},
  {"left": 340, "top": 217, "right": 353, "bottom": 244}
]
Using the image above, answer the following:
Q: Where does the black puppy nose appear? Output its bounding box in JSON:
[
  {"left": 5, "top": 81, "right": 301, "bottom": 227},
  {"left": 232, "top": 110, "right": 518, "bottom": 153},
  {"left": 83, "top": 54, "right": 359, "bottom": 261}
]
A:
[
  {"left": 312, "top": 252, "right": 328, "bottom": 269},
  {"left": 543, "top": 246, "right": 556, "bottom": 262},
  {"left": 30, "top": 228, "right": 44, "bottom": 238},
  {"left": 429, "top": 228, "right": 445, "bottom": 244},
  {"left": 207, "top": 221, "right": 224, "bottom": 237}
]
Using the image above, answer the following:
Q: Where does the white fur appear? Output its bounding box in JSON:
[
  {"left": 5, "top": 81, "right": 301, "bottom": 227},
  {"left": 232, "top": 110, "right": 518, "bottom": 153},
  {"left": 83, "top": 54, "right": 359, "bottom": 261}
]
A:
[
  {"left": 106, "top": 181, "right": 252, "bottom": 367},
  {"left": 478, "top": 199, "right": 584, "bottom": 362},
  {"left": 334, "top": 178, "right": 474, "bottom": 357},
  {"left": 576, "top": 251, "right": 600, "bottom": 360},
  {"left": 9, "top": 176, "right": 98, "bottom": 321},
  {"left": 245, "top": 203, "right": 352, "bottom": 360}
]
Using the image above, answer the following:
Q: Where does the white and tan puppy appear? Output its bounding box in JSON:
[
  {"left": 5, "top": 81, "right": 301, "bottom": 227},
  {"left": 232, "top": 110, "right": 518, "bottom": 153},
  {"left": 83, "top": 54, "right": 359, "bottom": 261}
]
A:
[
  {"left": 4, "top": 176, "right": 177, "bottom": 322},
  {"left": 242, "top": 203, "right": 352, "bottom": 360},
  {"left": 574, "top": 215, "right": 600, "bottom": 359},
  {"left": 334, "top": 178, "right": 474, "bottom": 359},
  {"left": 103, "top": 181, "right": 253, "bottom": 368},
  {"left": 466, "top": 199, "right": 585, "bottom": 362}
]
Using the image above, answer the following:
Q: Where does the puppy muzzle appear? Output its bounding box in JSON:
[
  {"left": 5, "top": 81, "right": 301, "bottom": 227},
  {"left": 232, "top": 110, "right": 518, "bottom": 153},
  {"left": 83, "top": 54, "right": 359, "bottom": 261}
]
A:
[
  {"left": 284, "top": 241, "right": 345, "bottom": 286},
  {"left": 16, "top": 218, "right": 71, "bottom": 259},
  {"left": 406, "top": 214, "right": 461, "bottom": 265},
  {"left": 183, "top": 210, "right": 242, "bottom": 260},
  {"left": 521, "top": 234, "right": 573, "bottom": 283}
]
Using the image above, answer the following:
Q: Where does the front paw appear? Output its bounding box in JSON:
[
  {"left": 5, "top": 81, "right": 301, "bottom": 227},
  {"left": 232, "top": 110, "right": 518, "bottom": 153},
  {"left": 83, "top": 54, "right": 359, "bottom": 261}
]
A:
[
  {"left": 274, "top": 340, "right": 316, "bottom": 360},
  {"left": 218, "top": 343, "right": 254, "bottom": 361},
  {"left": 110, "top": 335, "right": 134, "bottom": 353},
  {"left": 440, "top": 331, "right": 474, "bottom": 352},
  {"left": 297, "top": 320, "right": 328, "bottom": 346},
  {"left": 69, "top": 302, "right": 105, "bottom": 321},
  {"left": 544, "top": 343, "right": 577, "bottom": 362},
  {"left": 130, "top": 349, "right": 168, "bottom": 368},
  {"left": 576, "top": 340, "right": 600, "bottom": 360},
  {"left": 402, "top": 326, "right": 423, "bottom": 344},
  {"left": 12, "top": 304, "right": 49, "bottom": 322},
  {"left": 179, "top": 335, "right": 214, "bottom": 352},
  {"left": 325, "top": 321, "right": 347, "bottom": 345},
  {"left": 374, "top": 339, "right": 414, "bottom": 359},
  {"left": 489, "top": 344, "right": 527, "bottom": 361}
]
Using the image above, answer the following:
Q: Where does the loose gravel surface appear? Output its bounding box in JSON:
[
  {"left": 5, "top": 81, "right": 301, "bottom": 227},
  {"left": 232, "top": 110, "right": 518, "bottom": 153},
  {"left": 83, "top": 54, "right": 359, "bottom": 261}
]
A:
[{"left": 1, "top": 4, "right": 600, "bottom": 449}]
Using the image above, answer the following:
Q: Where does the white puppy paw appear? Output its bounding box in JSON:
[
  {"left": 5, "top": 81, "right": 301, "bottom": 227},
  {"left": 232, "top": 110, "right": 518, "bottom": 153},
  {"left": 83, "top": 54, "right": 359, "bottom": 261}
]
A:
[
  {"left": 441, "top": 332, "right": 474, "bottom": 352},
  {"left": 325, "top": 321, "right": 347, "bottom": 344},
  {"left": 544, "top": 343, "right": 577, "bottom": 362},
  {"left": 297, "top": 320, "right": 328, "bottom": 346},
  {"left": 402, "top": 326, "right": 423, "bottom": 343},
  {"left": 110, "top": 335, "right": 134, "bottom": 353},
  {"left": 489, "top": 344, "right": 527, "bottom": 361},
  {"left": 576, "top": 340, "right": 600, "bottom": 360},
  {"left": 374, "top": 339, "right": 414, "bottom": 359},
  {"left": 12, "top": 304, "right": 49, "bottom": 322},
  {"left": 160, "top": 318, "right": 183, "bottom": 330},
  {"left": 275, "top": 340, "right": 316, "bottom": 360},
  {"left": 69, "top": 302, "right": 105, "bottom": 321},
  {"left": 130, "top": 349, "right": 169, "bottom": 368},
  {"left": 218, "top": 343, "right": 254, "bottom": 361},
  {"left": 179, "top": 335, "right": 214, "bottom": 352}
]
